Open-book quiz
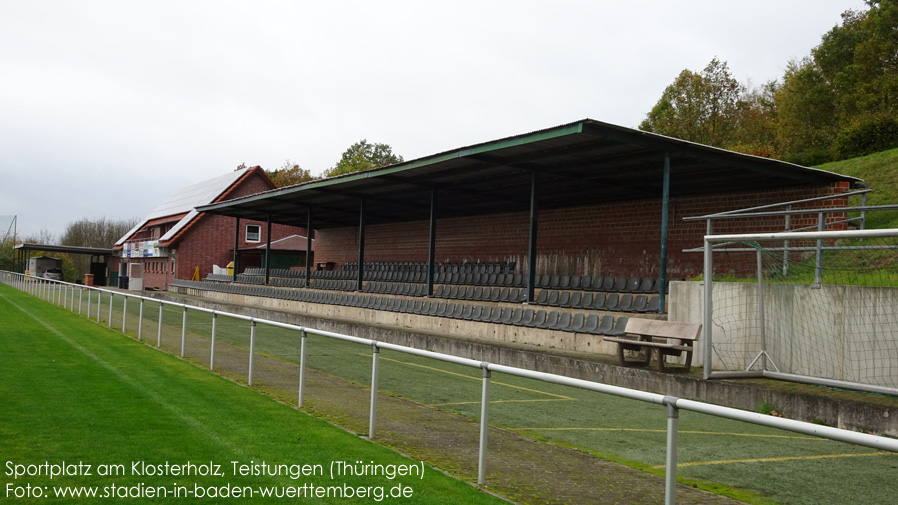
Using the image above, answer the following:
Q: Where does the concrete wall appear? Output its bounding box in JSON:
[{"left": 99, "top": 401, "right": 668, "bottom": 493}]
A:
[
  {"left": 671, "top": 281, "right": 898, "bottom": 388},
  {"left": 168, "top": 285, "right": 663, "bottom": 356},
  {"left": 158, "top": 288, "right": 898, "bottom": 436}
]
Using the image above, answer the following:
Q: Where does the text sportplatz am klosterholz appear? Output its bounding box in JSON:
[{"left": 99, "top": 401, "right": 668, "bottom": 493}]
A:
[{"left": 5, "top": 460, "right": 426, "bottom": 501}]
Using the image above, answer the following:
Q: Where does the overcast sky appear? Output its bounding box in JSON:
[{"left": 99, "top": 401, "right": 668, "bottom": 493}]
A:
[{"left": 1, "top": 0, "right": 868, "bottom": 239}]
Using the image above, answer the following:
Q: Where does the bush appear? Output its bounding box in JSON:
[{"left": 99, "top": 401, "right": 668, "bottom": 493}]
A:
[{"left": 835, "top": 116, "right": 898, "bottom": 160}]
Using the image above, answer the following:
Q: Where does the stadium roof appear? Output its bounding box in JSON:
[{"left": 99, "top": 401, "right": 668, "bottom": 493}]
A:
[
  {"left": 14, "top": 243, "right": 113, "bottom": 256},
  {"left": 197, "top": 119, "right": 859, "bottom": 229}
]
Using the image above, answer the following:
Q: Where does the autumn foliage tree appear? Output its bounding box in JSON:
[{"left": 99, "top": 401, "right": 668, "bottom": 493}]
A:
[
  {"left": 267, "top": 159, "right": 317, "bottom": 187},
  {"left": 323, "top": 140, "right": 403, "bottom": 178},
  {"left": 639, "top": 58, "right": 745, "bottom": 148},
  {"left": 642, "top": 1, "right": 898, "bottom": 163}
]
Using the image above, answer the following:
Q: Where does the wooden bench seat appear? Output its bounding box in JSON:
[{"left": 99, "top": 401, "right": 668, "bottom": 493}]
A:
[{"left": 603, "top": 318, "right": 701, "bottom": 372}]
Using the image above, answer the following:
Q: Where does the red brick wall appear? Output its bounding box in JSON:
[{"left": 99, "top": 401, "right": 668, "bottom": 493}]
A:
[
  {"left": 171, "top": 170, "right": 306, "bottom": 284},
  {"left": 314, "top": 182, "right": 850, "bottom": 278},
  {"left": 174, "top": 217, "right": 304, "bottom": 282}
]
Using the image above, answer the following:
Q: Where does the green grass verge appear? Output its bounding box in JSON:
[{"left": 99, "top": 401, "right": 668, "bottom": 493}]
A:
[{"left": 0, "top": 284, "right": 507, "bottom": 504}]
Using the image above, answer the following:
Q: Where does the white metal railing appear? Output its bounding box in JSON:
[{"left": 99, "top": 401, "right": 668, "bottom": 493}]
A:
[{"left": 4, "top": 270, "right": 898, "bottom": 505}]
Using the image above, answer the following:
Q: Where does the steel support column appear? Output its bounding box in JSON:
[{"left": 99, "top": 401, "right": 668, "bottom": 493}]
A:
[
  {"left": 232, "top": 217, "right": 240, "bottom": 281},
  {"left": 426, "top": 188, "right": 437, "bottom": 297},
  {"left": 305, "top": 207, "right": 313, "bottom": 288},
  {"left": 357, "top": 199, "right": 366, "bottom": 292},
  {"left": 264, "top": 213, "right": 272, "bottom": 285},
  {"left": 659, "top": 153, "right": 671, "bottom": 313},
  {"left": 526, "top": 171, "right": 540, "bottom": 303}
]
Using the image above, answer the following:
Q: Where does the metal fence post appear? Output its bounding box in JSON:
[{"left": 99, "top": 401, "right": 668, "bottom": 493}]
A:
[
  {"left": 298, "top": 329, "right": 307, "bottom": 408},
  {"left": 78, "top": 288, "right": 83, "bottom": 315},
  {"left": 815, "top": 211, "right": 825, "bottom": 286},
  {"left": 248, "top": 320, "right": 256, "bottom": 385},
  {"left": 122, "top": 297, "right": 128, "bottom": 333},
  {"left": 663, "top": 397, "right": 680, "bottom": 505},
  {"left": 210, "top": 313, "right": 217, "bottom": 370},
  {"left": 108, "top": 294, "right": 113, "bottom": 328},
  {"left": 369, "top": 342, "right": 380, "bottom": 439},
  {"left": 87, "top": 289, "right": 92, "bottom": 319},
  {"left": 96, "top": 291, "right": 102, "bottom": 323},
  {"left": 478, "top": 364, "right": 492, "bottom": 485},
  {"left": 157, "top": 302, "right": 163, "bottom": 347},
  {"left": 137, "top": 298, "right": 144, "bottom": 341},
  {"left": 180, "top": 306, "right": 188, "bottom": 357}
]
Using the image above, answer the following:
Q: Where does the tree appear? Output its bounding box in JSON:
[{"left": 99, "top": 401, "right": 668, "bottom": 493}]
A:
[
  {"left": 775, "top": 0, "right": 898, "bottom": 161},
  {"left": 267, "top": 159, "right": 317, "bottom": 187},
  {"left": 639, "top": 58, "right": 745, "bottom": 148},
  {"left": 323, "top": 140, "right": 403, "bottom": 178},
  {"left": 59, "top": 217, "right": 139, "bottom": 282}
]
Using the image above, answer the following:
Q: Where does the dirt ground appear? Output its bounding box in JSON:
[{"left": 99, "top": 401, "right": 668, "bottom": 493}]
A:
[{"left": 145, "top": 320, "right": 747, "bottom": 505}]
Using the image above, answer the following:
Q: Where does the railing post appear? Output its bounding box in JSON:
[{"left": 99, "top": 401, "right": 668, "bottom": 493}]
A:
[
  {"left": 107, "top": 293, "right": 113, "bottom": 328},
  {"left": 369, "top": 342, "right": 380, "bottom": 439},
  {"left": 248, "top": 320, "right": 256, "bottom": 385},
  {"left": 157, "top": 302, "right": 163, "bottom": 347},
  {"left": 78, "top": 287, "right": 83, "bottom": 315},
  {"left": 122, "top": 296, "right": 128, "bottom": 333},
  {"left": 703, "top": 236, "right": 713, "bottom": 380},
  {"left": 478, "top": 364, "right": 492, "bottom": 485},
  {"left": 815, "top": 212, "right": 825, "bottom": 286},
  {"left": 663, "top": 397, "right": 680, "bottom": 505},
  {"left": 137, "top": 298, "right": 144, "bottom": 341},
  {"left": 298, "top": 329, "right": 307, "bottom": 408},
  {"left": 860, "top": 192, "right": 868, "bottom": 230},
  {"left": 96, "top": 291, "right": 101, "bottom": 323},
  {"left": 783, "top": 206, "right": 792, "bottom": 276},
  {"left": 180, "top": 306, "right": 188, "bottom": 357},
  {"left": 210, "top": 313, "right": 217, "bottom": 370},
  {"left": 87, "top": 289, "right": 92, "bottom": 319}
]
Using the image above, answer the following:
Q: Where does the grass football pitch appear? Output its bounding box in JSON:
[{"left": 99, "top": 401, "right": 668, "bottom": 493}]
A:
[
  {"left": 0, "top": 285, "right": 508, "bottom": 504},
  {"left": 6, "top": 282, "right": 898, "bottom": 504}
]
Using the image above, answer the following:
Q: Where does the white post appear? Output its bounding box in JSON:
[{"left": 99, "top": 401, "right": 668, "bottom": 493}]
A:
[
  {"left": 298, "top": 329, "right": 307, "bottom": 408},
  {"left": 122, "top": 297, "right": 128, "bottom": 333},
  {"left": 369, "top": 343, "right": 380, "bottom": 439},
  {"left": 78, "top": 288, "right": 83, "bottom": 315},
  {"left": 108, "top": 294, "right": 113, "bottom": 328},
  {"left": 96, "top": 291, "right": 102, "bottom": 323},
  {"left": 180, "top": 306, "right": 188, "bottom": 357},
  {"left": 87, "top": 289, "right": 92, "bottom": 319},
  {"left": 703, "top": 237, "right": 713, "bottom": 380},
  {"left": 137, "top": 299, "right": 144, "bottom": 341},
  {"left": 664, "top": 398, "right": 679, "bottom": 505},
  {"left": 210, "top": 313, "right": 217, "bottom": 370},
  {"left": 757, "top": 249, "right": 767, "bottom": 371},
  {"left": 248, "top": 320, "right": 256, "bottom": 385},
  {"left": 157, "top": 303, "right": 163, "bottom": 347},
  {"left": 477, "top": 365, "right": 491, "bottom": 485}
]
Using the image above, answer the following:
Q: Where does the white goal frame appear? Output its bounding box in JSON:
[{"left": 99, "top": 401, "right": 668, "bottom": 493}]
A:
[{"left": 703, "top": 228, "right": 898, "bottom": 396}]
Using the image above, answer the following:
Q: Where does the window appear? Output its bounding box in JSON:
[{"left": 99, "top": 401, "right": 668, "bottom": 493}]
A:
[{"left": 246, "top": 224, "right": 261, "bottom": 243}]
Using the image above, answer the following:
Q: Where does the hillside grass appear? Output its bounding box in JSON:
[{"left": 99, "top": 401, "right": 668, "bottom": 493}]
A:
[{"left": 817, "top": 147, "right": 898, "bottom": 229}]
